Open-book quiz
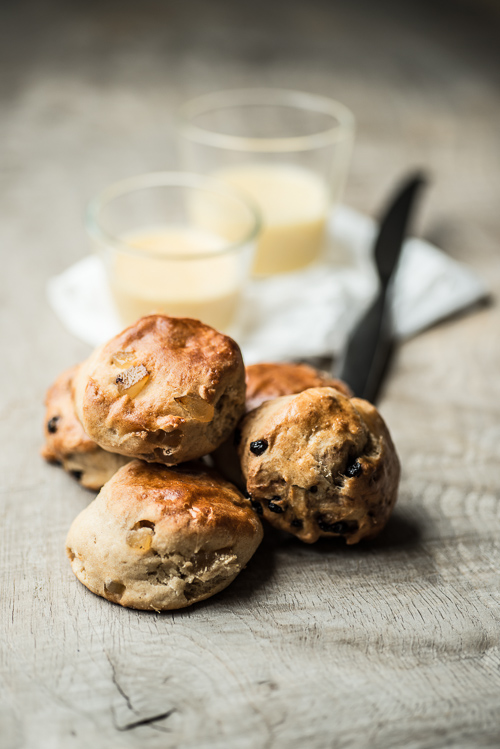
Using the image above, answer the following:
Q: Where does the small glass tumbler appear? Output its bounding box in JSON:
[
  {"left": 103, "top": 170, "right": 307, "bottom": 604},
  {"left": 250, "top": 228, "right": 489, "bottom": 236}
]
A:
[
  {"left": 86, "top": 172, "right": 260, "bottom": 332},
  {"left": 178, "top": 89, "right": 355, "bottom": 276}
]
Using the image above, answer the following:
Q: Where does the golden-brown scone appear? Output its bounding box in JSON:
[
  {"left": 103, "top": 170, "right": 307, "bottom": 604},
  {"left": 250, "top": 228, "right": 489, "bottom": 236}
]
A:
[
  {"left": 73, "top": 315, "right": 246, "bottom": 465},
  {"left": 41, "top": 366, "right": 129, "bottom": 490},
  {"left": 238, "top": 387, "right": 400, "bottom": 544},
  {"left": 245, "top": 362, "right": 352, "bottom": 412},
  {"left": 211, "top": 362, "right": 351, "bottom": 489},
  {"left": 66, "top": 460, "right": 263, "bottom": 610}
]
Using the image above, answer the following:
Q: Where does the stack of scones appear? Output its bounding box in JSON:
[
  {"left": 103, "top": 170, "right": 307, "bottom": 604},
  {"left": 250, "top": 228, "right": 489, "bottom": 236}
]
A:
[{"left": 42, "top": 314, "right": 400, "bottom": 611}]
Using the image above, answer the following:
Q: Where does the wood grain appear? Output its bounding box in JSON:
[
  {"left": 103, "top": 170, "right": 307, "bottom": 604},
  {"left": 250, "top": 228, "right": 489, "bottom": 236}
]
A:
[{"left": 1, "top": 0, "right": 500, "bottom": 747}]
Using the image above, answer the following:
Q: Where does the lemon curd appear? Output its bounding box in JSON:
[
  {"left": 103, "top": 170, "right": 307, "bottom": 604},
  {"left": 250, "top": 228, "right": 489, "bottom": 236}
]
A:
[
  {"left": 109, "top": 226, "right": 242, "bottom": 331},
  {"left": 215, "top": 163, "right": 329, "bottom": 276}
]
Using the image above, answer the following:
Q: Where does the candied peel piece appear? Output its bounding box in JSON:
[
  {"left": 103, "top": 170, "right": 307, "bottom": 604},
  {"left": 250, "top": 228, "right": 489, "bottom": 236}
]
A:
[
  {"left": 112, "top": 350, "right": 137, "bottom": 366},
  {"left": 115, "top": 364, "right": 149, "bottom": 397},
  {"left": 174, "top": 394, "right": 214, "bottom": 423},
  {"left": 126, "top": 527, "right": 154, "bottom": 552}
]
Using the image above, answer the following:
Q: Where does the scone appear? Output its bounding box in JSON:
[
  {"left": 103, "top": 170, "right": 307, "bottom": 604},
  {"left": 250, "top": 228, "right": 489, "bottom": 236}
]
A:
[
  {"left": 245, "top": 362, "right": 352, "bottom": 412},
  {"left": 41, "top": 366, "right": 129, "bottom": 490},
  {"left": 73, "top": 315, "right": 246, "bottom": 465},
  {"left": 238, "top": 387, "right": 400, "bottom": 544},
  {"left": 66, "top": 460, "right": 263, "bottom": 610},
  {"left": 212, "top": 362, "right": 352, "bottom": 488}
]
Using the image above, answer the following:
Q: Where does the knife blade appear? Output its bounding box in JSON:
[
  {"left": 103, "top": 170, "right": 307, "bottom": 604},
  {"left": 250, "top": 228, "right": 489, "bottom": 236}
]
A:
[{"left": 337, "top": 173, "right": 426, "bottom": 402}]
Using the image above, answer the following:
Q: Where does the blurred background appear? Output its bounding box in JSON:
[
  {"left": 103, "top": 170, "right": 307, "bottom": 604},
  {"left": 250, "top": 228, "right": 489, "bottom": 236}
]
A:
[{"left": 2, "top": 0, "right": 499, "bottom": 277}]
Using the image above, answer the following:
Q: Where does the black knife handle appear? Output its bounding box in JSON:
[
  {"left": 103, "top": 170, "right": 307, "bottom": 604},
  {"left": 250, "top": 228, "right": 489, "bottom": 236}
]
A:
[
  {"left": 375, "top": 174, "right": 426, "bottom": 289},
  {"left": 337, "top": 173, "right": 426, "bottom": 402},
  {"left": 338, "top": 293, "right": 387, "bottom": 399}
]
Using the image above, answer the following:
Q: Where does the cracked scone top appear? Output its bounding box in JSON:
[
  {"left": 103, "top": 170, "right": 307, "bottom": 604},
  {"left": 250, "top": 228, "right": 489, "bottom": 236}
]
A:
[
  {"left": 238, "top": 387, "right": 400, "bottom": 544},
  {"left": 41, "top": 365, "right": 129, "bottom": 490},
  {"left": 73, "top": 315, "right": 246, "bottom": 465},
  {"left": 66, "top": 460, "right": 263, "bottom": 610}
]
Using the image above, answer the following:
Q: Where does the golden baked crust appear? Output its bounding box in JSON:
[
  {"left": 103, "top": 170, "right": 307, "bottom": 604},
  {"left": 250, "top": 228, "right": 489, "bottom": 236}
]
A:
[
  {"left": 212, "top": 362, "right": 352, "bottom": 487},
  {"left": 41, "top": 366, "right": 129, "bottom": 490},
  {"left": 238, "top": 387, "right": 400, "bottom": 544},
  {"left": 245, "top": 362, "right": 352, "bottom": 412},
  {"left": 66, "top": 460, "right": 263, "bottom": 610},
  {"left": 73, "top": 315, "right": 246, "bottom": 465}
]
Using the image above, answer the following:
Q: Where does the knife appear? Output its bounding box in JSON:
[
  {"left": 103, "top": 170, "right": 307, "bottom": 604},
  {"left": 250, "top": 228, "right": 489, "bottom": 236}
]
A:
[{"left": 337, "top": 173, "right": 426, "bottom": 403}]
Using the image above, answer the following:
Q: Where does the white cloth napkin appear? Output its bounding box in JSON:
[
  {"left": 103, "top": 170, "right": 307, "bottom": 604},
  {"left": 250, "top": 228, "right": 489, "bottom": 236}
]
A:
[{"left": 47, "top": 205, "right": 487, "bottom": 363}]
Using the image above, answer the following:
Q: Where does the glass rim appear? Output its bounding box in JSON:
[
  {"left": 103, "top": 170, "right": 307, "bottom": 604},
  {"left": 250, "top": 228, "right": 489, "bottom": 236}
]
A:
[
  {"left": 85, "top": 171, "right": 262, "bottom": 262},
  {"left": 178, "top": 88, "right": 355, "bottom": 153}
]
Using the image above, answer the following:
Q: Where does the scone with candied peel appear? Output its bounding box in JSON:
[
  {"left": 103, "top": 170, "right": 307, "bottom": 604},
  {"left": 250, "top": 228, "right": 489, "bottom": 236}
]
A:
[
  {"left": 41, "top": 366, "right": 129, "bottom": 490},
  {"left": 238, "top": 387, "right": 400, "bottom": 544},
  {"left": 66, "top": 460, "right": 263, "bottom": 610},
  {"left": 73, "top": 315, "right": 246, "bottom": 465},
  {"left": 245, "top": 361, "right": 352, "bottom": 413}
]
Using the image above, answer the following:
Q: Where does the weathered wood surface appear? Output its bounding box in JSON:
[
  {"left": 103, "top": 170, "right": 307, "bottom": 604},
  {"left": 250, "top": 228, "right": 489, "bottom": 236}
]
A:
[{"left": 1, "top": 0, "right": 500, "bottom": 747}]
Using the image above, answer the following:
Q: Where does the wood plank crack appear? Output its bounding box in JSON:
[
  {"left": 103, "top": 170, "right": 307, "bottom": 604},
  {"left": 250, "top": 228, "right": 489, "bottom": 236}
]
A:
[
  {"left": 105, "top": 652, "right": 175, "bottom": 733},
  {"left": 115, "top": 710, "right": 176, "bottom": 733},
  {"left": 106, "top": 652, "right": 133, "bottom": 713}
]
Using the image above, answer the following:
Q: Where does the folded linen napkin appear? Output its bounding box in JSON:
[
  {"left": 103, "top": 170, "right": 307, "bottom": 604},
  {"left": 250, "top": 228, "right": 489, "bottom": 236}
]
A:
[{"left": 47, "top": 205, "right": 487, "bottom": 363}]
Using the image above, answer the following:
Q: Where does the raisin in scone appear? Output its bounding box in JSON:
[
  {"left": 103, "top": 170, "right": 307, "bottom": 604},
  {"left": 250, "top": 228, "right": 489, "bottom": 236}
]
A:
[
  {"left": 66, "top": 460, "right": 263, "bottom": 610},
  {"left": 245, "top": 362, "right": 352, "bottom": 413},
  {"left": 73, "top": 315, "right": 246, "bottom": 465},
  {"left": 41, "top": 366, "right": 129, "bottom": 490},
  {"left": 238, "top": 387, "right": 400, "bottom": 544}
]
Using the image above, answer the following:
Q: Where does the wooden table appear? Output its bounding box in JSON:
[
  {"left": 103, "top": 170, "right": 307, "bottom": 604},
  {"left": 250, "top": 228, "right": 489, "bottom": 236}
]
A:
[{"left": 2, "top": 0, "right": 500, "bottom": 746}]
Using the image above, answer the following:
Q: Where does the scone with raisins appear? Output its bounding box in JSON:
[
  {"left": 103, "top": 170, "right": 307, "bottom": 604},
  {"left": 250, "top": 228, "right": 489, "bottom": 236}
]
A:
[
  {"left": 73, "top": 315, "right": 246, "bottom": 465},
  {"left": 66, "top": 460, "right": 263, "bottom": 610},
  {"left": 212, "top": 361, "right": 352, "bottom": 488},
  {"left": 245, "top": 361, "right": 352, "bottom": 413},
  {"left": 41, "top": 366, "right": 129, "bottom": 490},
  {"left": 238, "top": 387, "right": 400, "bottom": 544}
]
